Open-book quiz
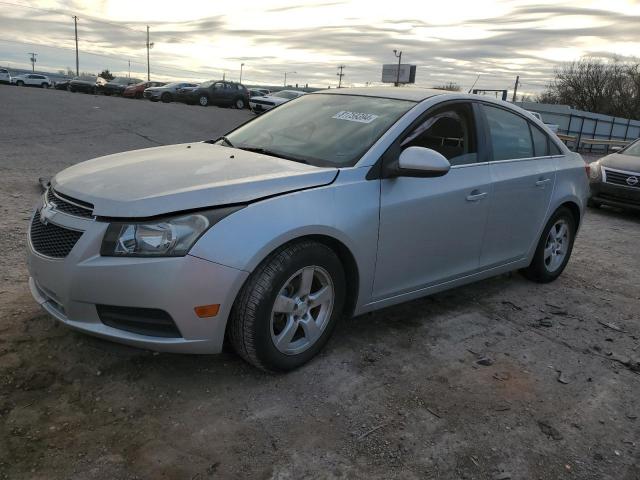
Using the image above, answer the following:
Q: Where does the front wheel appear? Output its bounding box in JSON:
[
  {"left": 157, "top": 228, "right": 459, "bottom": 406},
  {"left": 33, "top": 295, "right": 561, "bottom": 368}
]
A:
[
  {"left": 198, "top": 95, "right": 209, "bottom": 107},
  {"left": 161, "top": 92, "right": 172, "bottom": 103},
  {"left": 229, "top": 241, "right": 345, "bottom": 371},
  {"left": 234, "top": 97, "right": 246, "bottom": 109},
  {"left": 16, "top": 81, "right": 24, "bottom": 86},
  {"left": 41, "top": 83, "right": 48, "bottom": 88},
  {"left": 521, "top": 207, "right": 577, "bottom": 283}
]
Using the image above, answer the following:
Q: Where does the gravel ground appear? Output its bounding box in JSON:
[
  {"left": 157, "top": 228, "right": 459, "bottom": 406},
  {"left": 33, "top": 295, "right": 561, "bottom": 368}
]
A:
[{"left": 1, "top": 86, "right": 639, "bottom": 480}]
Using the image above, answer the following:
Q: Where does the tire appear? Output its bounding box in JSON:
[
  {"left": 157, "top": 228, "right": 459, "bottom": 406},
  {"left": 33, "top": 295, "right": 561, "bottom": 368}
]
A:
[
  {"left": 16, "top": 81, "right": 24, "bottom": 87},
  {"left": 521, "top": 207, "right": 577, "bottom": 283},
  {"left": 161, "top": 92, "right": 172, "bottom": 103},
  {"left": 135, "top": 92, "right": 143, "bottom": 99},
  {"left": 229, "top": 241, "right": 346, "bottom": 372},
  {"left": 587, "top": 198, "right": 601, "bottom": 209},
  {"left": 41, "top": 83, "right": 48, "bottom": 88},
  {"left": 234, "top": 97, "right": 246, "bottom": 109},
  {"left": 198, "top": 95, "right": 209, "bottom": 107}
]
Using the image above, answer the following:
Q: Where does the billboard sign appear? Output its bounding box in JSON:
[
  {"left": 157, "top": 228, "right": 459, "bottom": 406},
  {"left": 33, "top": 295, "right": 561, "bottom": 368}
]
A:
[{"left": 381, "top": 64, "right": 416, "bottom": 84}]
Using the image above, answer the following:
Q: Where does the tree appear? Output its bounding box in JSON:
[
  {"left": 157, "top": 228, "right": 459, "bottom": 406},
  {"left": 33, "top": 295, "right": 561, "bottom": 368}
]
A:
[
  {"left": 537, "top": 58, "right": 640, "bottom": 120},
  {"left": 99, "top": 69, "right": 114, "bottom": 81},
  {"left": 433, "top": 82, "right": 461, "bottom": 92}
]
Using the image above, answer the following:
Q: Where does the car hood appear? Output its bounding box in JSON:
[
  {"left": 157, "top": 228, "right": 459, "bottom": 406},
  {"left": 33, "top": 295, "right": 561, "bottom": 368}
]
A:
[
  {"left": 52, "top": 143, "right": 338, "bottom": 218},
  {"left": 599, "top": 153, "right": 640, "bottom": 172}
]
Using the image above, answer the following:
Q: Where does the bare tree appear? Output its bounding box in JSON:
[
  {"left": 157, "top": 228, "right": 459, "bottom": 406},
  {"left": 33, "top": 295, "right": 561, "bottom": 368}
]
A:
[
  {"left": 538, "top": 58, "right": 640, "bottom": 120},
  {"left": 433, "top": 82, "right": 461, "bottom": 92}
]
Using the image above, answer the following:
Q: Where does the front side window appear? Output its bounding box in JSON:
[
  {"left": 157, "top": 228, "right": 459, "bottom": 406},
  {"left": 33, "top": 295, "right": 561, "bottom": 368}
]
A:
[
  {"left": 401, "top": 103, "right": 478, "bottom": 166},
  {"left": 483, "top": 105, "right": 534, "bottom": 161},
  {"left": 224, "top": 94, "right": 416, "bottom": 167}
]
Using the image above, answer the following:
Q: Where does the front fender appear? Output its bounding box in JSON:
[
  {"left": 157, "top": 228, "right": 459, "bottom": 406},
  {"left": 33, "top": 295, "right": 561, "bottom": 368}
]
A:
[{"left": 189, "top": 167, "right": 380, "bottom": 311}]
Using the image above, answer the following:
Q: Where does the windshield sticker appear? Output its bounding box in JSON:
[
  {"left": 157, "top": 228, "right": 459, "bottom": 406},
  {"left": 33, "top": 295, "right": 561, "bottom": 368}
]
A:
[{"left": 332, "top": 111, "right": 379, "bottom": 123}]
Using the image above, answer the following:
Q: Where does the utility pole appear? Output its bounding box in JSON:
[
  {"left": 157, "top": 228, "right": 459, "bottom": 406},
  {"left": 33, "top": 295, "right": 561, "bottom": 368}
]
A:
[
  {"left": 284, "top": 71, "right": 296, "bottom": 87},
  {"left": 337, "top": 65, "right": 345, "bottom": 88},
  {"left": 28, "top": 52, "right": 37, "bottom": 72},
  {"left": 128, "top": 60, "right": 131, "bottom": 78},
  {"left": 511, "top": 75, "right": 520, "bottom": 102},
  {"left": 146, "top": 25, "right": 151, "bottom": 81},
  {"left": 239, "top": 63, "right": 244, "bottom": 83},
  {"left": 393, "top": 49, "right": 402, "bottom": 87},
  {"left": 73, "top": 16, "right": 79, "bottom": 76}
]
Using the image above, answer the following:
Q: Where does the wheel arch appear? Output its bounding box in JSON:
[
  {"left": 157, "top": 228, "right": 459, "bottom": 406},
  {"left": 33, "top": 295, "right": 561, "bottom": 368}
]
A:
[{"left": 558, "top": 200, "right": 581, "bottom": 227}]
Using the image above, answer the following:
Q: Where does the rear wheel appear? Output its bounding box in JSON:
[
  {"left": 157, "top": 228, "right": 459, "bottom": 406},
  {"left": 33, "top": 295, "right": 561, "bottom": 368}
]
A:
[
  {"left": 198, "top": 95, "right": 209, "bottom": 107},
  {"left": 229, "top": 241, "right": 345, "bottom": 371},
  {"left": 521, "top": 207, "right": 576, "bottom": 283},
  {"left": 16, "top": 81, "right": 24, "bottom": 86},
  {"left": 161, "top": 92, "right": 172, "bottom": 103},
  {"left": 41, "top": 83, "right": 48, "bottom": 88}
]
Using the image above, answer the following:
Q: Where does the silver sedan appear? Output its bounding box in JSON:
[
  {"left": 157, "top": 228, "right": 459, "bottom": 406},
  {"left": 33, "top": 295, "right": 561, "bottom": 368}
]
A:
[{"left": 27, "top": 88, "right": 589, "bottom": 371}]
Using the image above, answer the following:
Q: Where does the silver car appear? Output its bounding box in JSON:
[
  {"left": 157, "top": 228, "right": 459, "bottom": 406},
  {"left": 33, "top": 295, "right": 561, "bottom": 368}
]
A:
[{"left": 27, "top": 88, "right": 589, "bottom": 371}]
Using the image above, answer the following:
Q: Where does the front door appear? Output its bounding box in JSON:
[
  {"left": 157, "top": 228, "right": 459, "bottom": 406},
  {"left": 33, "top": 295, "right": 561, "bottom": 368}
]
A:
[
  {"left": 373, "top": 102, "right": 491, "bottom": 300},
  {"left": 478, "top": 104, "right": 556, "bottom": 267}
]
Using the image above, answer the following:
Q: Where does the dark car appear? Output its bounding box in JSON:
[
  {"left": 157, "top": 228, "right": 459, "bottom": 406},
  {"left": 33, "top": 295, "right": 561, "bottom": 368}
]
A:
[
  {"left": 101, "top": 76, "right": 144, "bottom": 96},
  {"left": 123, "top": 81, "right": 166, "bottom": 99},
  {"left": 69, "top": 75, "right": 107, "bottom": 94},
  {"left": 589, "top": 139, "right": 640, "bottom": 211},
  {"left": 175, "top": 84, "right": 199, "bottom": 103},
  {"left": 185, "top": 80, "right": 250, "bottom": 109},
  {"left": 54, "top": 79, "right": 71, "bottom": 90}
]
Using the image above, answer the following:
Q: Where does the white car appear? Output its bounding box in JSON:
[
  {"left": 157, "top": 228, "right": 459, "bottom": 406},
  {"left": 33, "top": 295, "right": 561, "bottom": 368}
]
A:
[
  {"left": 249, "top": 89, "right": 306, "bottom": 113},
  {"left": 11, "top": 73, "right": 52, "bottom": 88},
  {"left": 528, "top": 111, "right": 559, "bottom": 134},
  {"left": 0, "top": 68, "right": 11, "bottom": 84}
]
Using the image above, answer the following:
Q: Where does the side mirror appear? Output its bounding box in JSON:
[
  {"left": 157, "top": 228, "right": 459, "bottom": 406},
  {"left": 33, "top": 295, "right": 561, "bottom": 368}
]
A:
[
  {"left": 391, "top": 146, "right": 451, "bottom": 178},
  {"left": 611, "top": 145, "right": 623, "bottom": 152}
]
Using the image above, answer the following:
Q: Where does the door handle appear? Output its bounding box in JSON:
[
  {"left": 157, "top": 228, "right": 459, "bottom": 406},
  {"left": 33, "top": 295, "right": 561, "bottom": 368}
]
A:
[
  {"left": 466, "top": 191, "right": 487, "bottom": 202},
  {"left": 535, "top": 178, "right": 551, "bottom": 187}
]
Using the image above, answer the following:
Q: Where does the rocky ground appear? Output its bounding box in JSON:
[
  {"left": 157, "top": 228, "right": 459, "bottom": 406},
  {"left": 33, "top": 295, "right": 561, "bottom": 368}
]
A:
[{"left": 1, "top": 86, "right": 639, "bottom": 479}]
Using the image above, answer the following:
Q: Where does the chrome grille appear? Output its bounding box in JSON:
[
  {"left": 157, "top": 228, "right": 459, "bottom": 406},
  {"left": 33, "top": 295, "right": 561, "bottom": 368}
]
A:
[
  {"left": 604, "top": 168, "right": 640, "bottom": 189},
  {"left": 30, "top": 212, "right": 83, "bottom": 258},
  {"left": 46, "top": 188, "right": 94, "bottom": 218}
]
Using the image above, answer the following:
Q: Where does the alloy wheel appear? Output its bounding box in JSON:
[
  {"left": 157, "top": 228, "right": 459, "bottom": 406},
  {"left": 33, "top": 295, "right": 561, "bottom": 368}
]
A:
[
  {"left": 270, "top": 266, "right": 335, "bottom": 355},
  {"left": 544, "top": 219, "right": 570, "bottom": 272},
  {"left": 199, "top": 96, "right": 208, "bottom": 106}
]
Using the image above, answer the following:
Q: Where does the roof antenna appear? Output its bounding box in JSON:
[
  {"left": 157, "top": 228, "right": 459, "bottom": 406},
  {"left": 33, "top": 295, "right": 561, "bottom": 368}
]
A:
[{"left": 468, "top": 74, "right": 480, "bottom": 93}]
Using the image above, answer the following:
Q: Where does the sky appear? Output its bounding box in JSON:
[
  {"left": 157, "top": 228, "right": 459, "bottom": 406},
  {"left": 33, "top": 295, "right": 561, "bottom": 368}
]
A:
[{"left": 1, "top": 0, "right": 639, "bottom": 96}]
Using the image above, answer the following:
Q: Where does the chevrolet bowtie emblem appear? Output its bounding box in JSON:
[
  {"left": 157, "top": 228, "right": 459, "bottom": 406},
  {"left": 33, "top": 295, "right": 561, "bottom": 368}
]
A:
[{"left": 40, "top": 203, "right": 55, "bottom": 225}]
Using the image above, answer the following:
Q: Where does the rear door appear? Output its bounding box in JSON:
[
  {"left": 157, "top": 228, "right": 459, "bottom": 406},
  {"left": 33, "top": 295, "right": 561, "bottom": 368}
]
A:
[
  {"left": 373, "top": 101, "right": 492, "bottom": 299},
  {"left": 478, "top": 104, "right": 556, "bottom": 268}
]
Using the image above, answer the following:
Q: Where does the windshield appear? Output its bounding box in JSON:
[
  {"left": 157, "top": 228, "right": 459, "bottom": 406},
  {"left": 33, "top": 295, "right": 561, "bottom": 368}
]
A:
[
  {"left": 274, "top": 91, "right": 299, "bottom": 99},
  {"left": 224, "top": 94, "right": 416, "bottom": 167},
  {"left": 620, "top": 139, "right": 640, "bottom": 157},
  {"left": 200, "top": 80, "right": 215, "bottom": 88}
]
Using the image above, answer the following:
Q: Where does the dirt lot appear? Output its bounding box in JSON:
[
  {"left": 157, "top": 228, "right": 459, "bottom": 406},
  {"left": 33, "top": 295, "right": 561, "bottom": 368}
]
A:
[{"left": 1, "top": 86, "right": 639, "bottom": 480}]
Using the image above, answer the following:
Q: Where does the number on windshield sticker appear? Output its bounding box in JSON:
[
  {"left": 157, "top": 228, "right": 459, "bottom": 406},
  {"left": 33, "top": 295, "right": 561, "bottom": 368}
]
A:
[{"left": 332, "top": 111, "right": 379, "bottom": 124}]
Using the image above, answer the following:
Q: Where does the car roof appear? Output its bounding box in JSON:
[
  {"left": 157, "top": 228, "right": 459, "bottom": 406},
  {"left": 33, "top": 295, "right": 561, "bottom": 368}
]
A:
[{"left": 314, "top": 87, "right": 446, "bottom": 102}]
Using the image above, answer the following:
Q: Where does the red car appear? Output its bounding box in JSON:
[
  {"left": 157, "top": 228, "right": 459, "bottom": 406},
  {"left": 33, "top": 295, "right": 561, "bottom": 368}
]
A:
[{"left": 123, "top": 81, "right": 166, "bottom": 99}]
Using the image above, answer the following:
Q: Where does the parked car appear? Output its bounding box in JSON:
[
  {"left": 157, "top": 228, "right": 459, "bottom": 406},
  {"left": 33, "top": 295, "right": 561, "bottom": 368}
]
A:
[
  {"left": 11, "top": 73, "right": 51, "bottom": 88},
  {"left": 184, "top": 80, "right": 250, "bottom": 108},
  {"left": 175, "top": 84, "right": 199, "bottom": 103},
  {"left": 588, "top": 138, "right": 640, "bottom": 210},
  {"left": 528, "top": 111, "right": 559, "bottom": 134},
  {"left": 249, "top": 89, "right": 306, "bottom": 113},
  {"left": 143, "top": 82, "right": 198, "bottom": 103},
  {"left": 69, "top": 75, "right": 107, "bottom": 94},
  {"left": 26, "top": 88, "right": 588, "bottom": 371},
  {"left": 101, "top": 76, "right": 144, "bottom": 96},
  {"left": 0, "top": 68, "right": 11, "bottom": 84},
  {"left": 123, "top": 81, "right": 166, "bottom": 99},
  {"left": 54, "top": 79, "right": 71, "bottom": 90}
]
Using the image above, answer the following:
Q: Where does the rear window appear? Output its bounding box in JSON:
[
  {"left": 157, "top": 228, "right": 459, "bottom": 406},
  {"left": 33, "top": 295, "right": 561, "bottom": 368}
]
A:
[{"left": 483, "top": 104, "right": 534, "bottom": 160}]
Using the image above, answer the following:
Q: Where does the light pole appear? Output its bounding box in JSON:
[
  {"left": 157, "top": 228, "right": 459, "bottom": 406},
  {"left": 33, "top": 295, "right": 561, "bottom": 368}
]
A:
[
  {"left": 284, "top": 71, "right": 296, "bottom": 87},
  {"left": 240, "top": 63, "right": 244, "bottom": 83},
  {"left": 393, "top": 49, "right": 402, "bottom": 87}
]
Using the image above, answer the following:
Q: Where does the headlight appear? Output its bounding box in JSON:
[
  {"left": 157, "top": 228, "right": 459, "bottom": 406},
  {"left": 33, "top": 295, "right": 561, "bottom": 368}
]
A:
[
  {"left": 589, "top": 162, "right": 601, "bottom": 181},
  {"left": 100, "top": 207, "right": 243, "bottom": 257}
]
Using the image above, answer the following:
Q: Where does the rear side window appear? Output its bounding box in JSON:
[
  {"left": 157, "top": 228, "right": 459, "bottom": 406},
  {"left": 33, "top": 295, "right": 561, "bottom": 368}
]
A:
[
  {"left": 530, "top": 124, "right": 549, "bottom": 157},
  {"left": 549, "top": 141, "right": 562, "bottom": 155},
  {"left": 483, "top": 105, "right": 533, "bottom": 161}
]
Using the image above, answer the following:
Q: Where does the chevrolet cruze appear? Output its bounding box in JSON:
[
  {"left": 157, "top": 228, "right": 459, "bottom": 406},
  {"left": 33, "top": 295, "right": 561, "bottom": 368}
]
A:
[{"left": 27, "top": 88, "right": 589, "bottom": 371}]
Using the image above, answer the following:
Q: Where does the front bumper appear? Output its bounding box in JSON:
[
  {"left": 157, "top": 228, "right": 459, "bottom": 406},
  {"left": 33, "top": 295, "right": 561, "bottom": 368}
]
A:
[
  {"left": 590, "top": 181, "right": 640, "bottom": 211},
  {"left": 249, "top": 102, "right": 275, "bottom": 113},
  {"left": 27, "top": 209, "right": 249, "bottom": 353}
]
